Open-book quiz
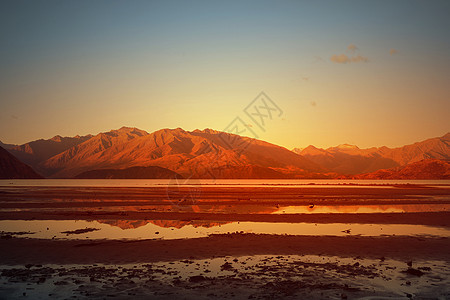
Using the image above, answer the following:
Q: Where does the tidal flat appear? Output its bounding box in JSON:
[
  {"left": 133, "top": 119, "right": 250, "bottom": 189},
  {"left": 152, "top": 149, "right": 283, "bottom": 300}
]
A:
[{"left": 0, "top": 181, "right": 449, "bottom": 299}]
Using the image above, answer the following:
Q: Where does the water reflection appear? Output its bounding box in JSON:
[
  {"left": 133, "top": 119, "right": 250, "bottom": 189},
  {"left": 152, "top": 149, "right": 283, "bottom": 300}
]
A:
[
  {"left": 274, "top": 204, "right": 450, "bottom": 214},
  {"left": 4, "top": 203, "right": 449, "bottom": 215},
  {"left": 1, "top": 220, "right": 449, "bottom": 240},
  {"left": 1, "top": 255, "right": 448, "bottom": 299},
  {"left": 1, "top": 179, "right": 449, "bottom": 187}
]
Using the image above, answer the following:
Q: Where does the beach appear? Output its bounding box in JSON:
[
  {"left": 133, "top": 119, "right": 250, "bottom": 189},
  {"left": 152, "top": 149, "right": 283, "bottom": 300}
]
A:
[{"left": 0, "top": 181, "right": 449, "bottom": 299}]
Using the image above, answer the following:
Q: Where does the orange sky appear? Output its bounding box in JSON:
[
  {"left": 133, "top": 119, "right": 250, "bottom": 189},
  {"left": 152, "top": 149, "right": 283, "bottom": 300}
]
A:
[{"left": 1, "top": 1, "right": 449, "bottom": 149}]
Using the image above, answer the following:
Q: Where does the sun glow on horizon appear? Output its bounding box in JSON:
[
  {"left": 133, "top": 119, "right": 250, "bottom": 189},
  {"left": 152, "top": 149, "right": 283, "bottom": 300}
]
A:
[{"left": 0, "top": 1, "right": 449, "bottom": 149}]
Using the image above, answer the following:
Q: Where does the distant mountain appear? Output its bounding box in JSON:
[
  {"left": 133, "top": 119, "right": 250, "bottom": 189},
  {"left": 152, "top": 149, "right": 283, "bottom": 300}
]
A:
[
  {"left": 352, "top": 159, "right": 450, "bottom": 179},
  {"left": 35, "top": 127, "right": 148, "bottom": 177},
  {"left": 294, "top": 133, "right": 450, "bottom": 175},
  {"left": 378, "top": 133, "right": 450, "bottom": 165},
  {"left": 75, "top": 166, "right": 183, "bottom": 179},
  {"left": 5, "top": 127, "right": 448, "bottom": 179},
  {"left": 0, "top": 146, "right": 42, "bottom": 179},
  {"left": 8, "top": 133, "right": 93, "bottom": 173},
  {"left": 40, "top": 127, "right": 324, "bottom": 178},
  {"left": 0, "top": 141, "right": 17, "bottom": 150}
]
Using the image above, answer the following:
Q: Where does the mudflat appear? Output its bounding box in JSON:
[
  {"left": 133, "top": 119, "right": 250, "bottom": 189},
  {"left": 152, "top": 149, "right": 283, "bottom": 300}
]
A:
[{"left": 0, "top": 183, "right": 449, "bottom": 299}]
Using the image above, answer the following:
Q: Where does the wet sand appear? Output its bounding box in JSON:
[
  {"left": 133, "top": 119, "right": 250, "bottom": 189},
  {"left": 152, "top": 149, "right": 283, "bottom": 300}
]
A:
[
  {"left": 1, "top": 234, "right": 450, "bottom": 265},
  {"left": 1, "top": 184, "right": 450, "bottom": 263}
]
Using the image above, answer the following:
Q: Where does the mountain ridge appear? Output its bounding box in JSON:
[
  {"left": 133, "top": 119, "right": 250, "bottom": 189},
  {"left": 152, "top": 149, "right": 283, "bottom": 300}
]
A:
[
  {"left": 39, "top": 127, "right": 324, "bottom": 178},
  {"left": 294, "top": 133, "right": 449, "bottom": 175},
  {"left": 2, "top": 128, "right": 449, "bottom": 179}
]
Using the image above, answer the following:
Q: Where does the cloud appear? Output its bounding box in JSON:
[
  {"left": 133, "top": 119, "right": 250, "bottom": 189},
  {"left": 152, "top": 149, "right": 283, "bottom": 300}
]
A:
[
  {"left": 330, "top": 44, "right": 369, "bottom": 64},
  {"left": 330, "top": 54, "right": 351, "bottom": 64},
  {"left": 351, "top": 55, "right": 369, "bottom": 63},
  {"left": 347, "top": 44, "right": 358, "bottom": 54},
  {"left": 389, "top": 48, "right": 398, "bottom": 55}
]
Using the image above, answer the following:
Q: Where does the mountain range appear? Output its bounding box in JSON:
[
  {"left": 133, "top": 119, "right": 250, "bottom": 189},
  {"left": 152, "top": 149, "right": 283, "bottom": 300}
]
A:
[
  {"left": 293, "top": 133, "right": 450, "bottom": 175},
  {"left": 0, "top": 127, "right": 449, "bottom": 179}
]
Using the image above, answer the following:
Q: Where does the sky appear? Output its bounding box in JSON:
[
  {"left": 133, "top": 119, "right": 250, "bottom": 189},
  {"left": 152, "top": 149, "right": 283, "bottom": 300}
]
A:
[{"left": 1, "top": 0, "right": 449, "bottom": 149}]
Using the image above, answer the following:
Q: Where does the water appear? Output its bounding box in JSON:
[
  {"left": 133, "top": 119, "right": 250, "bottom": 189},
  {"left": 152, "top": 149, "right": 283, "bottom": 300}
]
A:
[
  {"left": 1, "top": 220, "right": 449, "bottom": 240},
  {"left": 4, "top": 203, "right": 450, "bottom": 214},
  {"left": 1, "top": 179, "right": 449, "bottom": 187},
  {"left": 274, "top": 204, "right": 450, "bottom": 214},
  {"left": 1, "top": 180, "right": 449, "bottom": 299},
  {"left": 1, "top": 255, "right": 449, "bottom": 299}
]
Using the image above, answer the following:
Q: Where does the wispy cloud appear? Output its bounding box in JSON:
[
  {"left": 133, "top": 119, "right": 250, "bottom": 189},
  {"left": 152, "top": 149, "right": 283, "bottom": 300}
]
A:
[
  {"left": 330, "top": 54, "right": 351, "bottom": 64},
  {"left": 389, "top": 48, "right": 398, "bottom": 55},
  {"left": 347, "top": 44, "right": 358, "bottom": 54},
  {"left": 351, "top": 55, "right": 369, "bottom": 63},
  {"left": 330, "top": 44, "right": 369, "bottom": 64}
]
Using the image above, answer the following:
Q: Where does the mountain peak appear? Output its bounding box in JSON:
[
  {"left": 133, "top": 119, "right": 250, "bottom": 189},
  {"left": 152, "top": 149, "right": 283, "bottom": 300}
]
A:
[
  {"left": 118, "top": 126, "right": 136, "bottom": 131},
  {"left": 198, "top": 128, "right": 222, "bottom": 135},
  {"left": 299, "top": 145, "right": 329, "bottom": 156},
  {"left": 304, "top": 145, "right": 319, "bottom": 151},
  {"left": 152, "top": 127, "right": 186, "bottom": 136},
  {"left": 335, "top": 144, "right": 359, "bottom": 150},
  {"left": 107, "top": 127, "right": 148, "bottom": 137},
  {"left": 50, "top": 135, "right": 63, "bottom": 142}
]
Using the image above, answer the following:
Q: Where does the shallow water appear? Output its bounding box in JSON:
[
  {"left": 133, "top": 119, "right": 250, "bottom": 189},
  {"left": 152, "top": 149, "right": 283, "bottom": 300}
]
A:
[
  {"left": 4, "top": 203, "right": 450, "bottom": 219},
  {"left": 1, "top": 220, "right": 449, "bottom": 240},
  {"left": 1, "top": 255, "right": 448, "bottom": 300},
  {"left": 274, "top": 204, "right": 450, "bottom": 214},
  {"left": 1, "top": 179, "right": 449, "bottom": 187}
]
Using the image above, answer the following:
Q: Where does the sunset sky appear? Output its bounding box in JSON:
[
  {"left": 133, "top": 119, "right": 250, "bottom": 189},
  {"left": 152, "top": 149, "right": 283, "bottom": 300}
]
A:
[{"left": 1, "top": 0, "right": 449, "bottom": 149}]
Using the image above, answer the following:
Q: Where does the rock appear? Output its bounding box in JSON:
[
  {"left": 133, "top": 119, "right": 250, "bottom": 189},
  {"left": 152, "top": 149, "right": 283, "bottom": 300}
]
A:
[
  {"left": 403, "top": 268, "right": 424, "bottom": 277},
  {"left": 221, "top": 262, "right": 234, "bottom": 271},
  {"left": 189, "top": 275, "right": 207, "bottom": 283}
]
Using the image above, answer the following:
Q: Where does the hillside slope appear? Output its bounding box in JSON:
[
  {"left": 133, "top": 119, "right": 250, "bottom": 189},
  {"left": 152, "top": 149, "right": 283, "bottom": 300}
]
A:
[
  {"left": 0, "top": 146, "right": 42, "bottom": 179},
  {"left": 41, "top": 127, "right": 324, "bottom": 178},
  {"left": 352, "top": 159, "right": 450, "bottom": 179}
]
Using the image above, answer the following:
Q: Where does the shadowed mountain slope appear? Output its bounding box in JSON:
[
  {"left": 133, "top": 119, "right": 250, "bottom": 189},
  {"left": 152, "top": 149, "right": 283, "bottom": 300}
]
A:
[
  {"left": 0, "top": 141, "right": 17, "bottom": 150},
  {"left": 75, "top": 166, "right": 183, "bottom": 179},
  {"left": 0, "top": 146, "right": 42, "bottom": 179},
  {"left": 352, "top": 159, "right": 450, "bottom": 179},
  {"left": 8, "top": 134, "right": 93, "bottom": 171}
]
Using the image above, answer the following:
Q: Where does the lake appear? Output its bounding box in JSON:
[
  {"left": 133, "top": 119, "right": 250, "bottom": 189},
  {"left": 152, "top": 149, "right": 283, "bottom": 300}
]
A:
[{"left": 1, "top": 179, "right": 449, "bottom": 187}]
